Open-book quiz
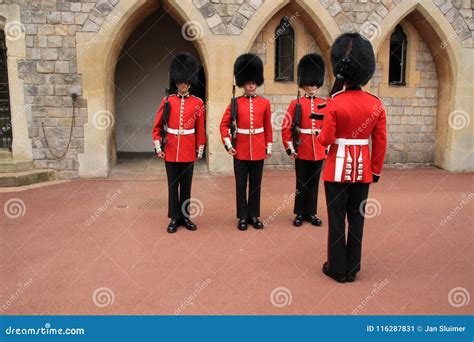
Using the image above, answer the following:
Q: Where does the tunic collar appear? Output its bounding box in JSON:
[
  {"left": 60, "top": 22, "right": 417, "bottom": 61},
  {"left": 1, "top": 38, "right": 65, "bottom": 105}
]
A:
[{"left": 345, "top": 86, "right": 362, "bottom": 91}]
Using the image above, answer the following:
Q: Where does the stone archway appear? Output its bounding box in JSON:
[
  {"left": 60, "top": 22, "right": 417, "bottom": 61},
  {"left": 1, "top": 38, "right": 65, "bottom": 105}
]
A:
[
  {"left": 372, "top": 0, "right": 472, "bottom": 171},
  {"left": 114, "top": 8, "right": 205, "bottom": 167},
  {"left": 247, "top": 1, "right": 340, "bottom": 167},
  {"left": 76, "top": 0, "right": 210, "bottom": 178}
]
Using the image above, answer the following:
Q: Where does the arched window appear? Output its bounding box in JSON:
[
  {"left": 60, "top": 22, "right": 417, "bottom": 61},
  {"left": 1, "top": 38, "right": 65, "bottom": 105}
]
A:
[
  {"left": 275, "top": 17, "right": 294, "bottom": 82},
  {"left": 388, "top": 25, "right": 408, "bottom": 85},
  {"left": 0, "top": 29, "right": 11, "bottom": 149}
]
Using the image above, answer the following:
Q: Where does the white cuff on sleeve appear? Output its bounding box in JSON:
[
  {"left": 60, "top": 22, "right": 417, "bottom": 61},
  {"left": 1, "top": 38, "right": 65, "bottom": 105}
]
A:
[
  {"left": 287, "top": 141, "right": 296, "bottom": 154},
  {"left": 154, "top": 140, "right": 162, "bottom": 153},
  {"left": 223, "top": 137, "right": 233, "bottom": 149},
  {"left": 197, "top": 145, "right": 205, "bottom": 158},
  {"left": 266, "top": 142, "right": 273, "bottom": 155}
]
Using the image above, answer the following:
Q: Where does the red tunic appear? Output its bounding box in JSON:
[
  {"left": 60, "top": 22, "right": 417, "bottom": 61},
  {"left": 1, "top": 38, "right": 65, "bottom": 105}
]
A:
[
  {"left": 220, "top": 95, "right": 273, "bottom": 161},
  {"left": 281, "top": 95, "right": 327, "bottom": 161},
  {"left": 318, "top": 89, "right": 387, "bottom": 183},
  {"left": 152, "top": 94, "right": 206, "bottom": 163}
]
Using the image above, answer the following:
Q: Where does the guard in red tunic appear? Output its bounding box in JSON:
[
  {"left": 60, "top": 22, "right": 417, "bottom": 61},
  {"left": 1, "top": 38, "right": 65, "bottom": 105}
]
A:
[
  {"left": 318, "top": 33, "right": 387, "bottom": 282},
  {"left": 281, "top": 53, "right": 326, "bottom": 227},
  {"left": 152, "top": 53, "right": 206, "bottom": 233},
  {"left": 220, "top": 53, "right": 273, "bottom": 230}
]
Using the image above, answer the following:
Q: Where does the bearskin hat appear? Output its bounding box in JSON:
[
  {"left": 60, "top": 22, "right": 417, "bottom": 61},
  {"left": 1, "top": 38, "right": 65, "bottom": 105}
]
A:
[
  {"left": 233, "top": 53, "right": 264, "bottom": 87},
  {"left": 297, "top": 53, "right": 325, "bottom": 88},
  {"left": 169, "top": 52, "right": 199, "bottom": 86},
  {"left": 330, "top": 33, "right": 376, "bottom": 87}
]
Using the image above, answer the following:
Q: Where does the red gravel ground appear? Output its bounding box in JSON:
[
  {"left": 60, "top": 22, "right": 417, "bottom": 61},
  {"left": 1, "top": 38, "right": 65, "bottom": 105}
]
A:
[{"left": 0, "top": 167, "right": 472, "bottom": 315}]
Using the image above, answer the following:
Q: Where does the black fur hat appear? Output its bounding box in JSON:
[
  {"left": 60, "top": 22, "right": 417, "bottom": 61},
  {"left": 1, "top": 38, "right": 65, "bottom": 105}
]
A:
[
  {"left": 330, "top": 33, "right": 375, "bottom": 87},
  {"left": 233, "top": 53, "right": 264, "bottom": 87},
  {"left": 297, "top": 53, "right": 325, "bottom": 88},
  {"left": 169, "top": 52, "right": 199, "bottom": 86}
]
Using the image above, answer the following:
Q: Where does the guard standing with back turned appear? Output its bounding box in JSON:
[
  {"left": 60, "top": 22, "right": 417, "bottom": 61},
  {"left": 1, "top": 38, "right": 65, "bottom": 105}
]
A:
[
  {"left": 152, "top": 53, "right": 206, "bottom": 234},
  {"left": 318, "top": 33, "right": 387, "bottom": 283}
]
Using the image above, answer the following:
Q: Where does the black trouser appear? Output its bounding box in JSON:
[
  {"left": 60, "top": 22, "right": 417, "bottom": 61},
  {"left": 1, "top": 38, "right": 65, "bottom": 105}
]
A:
[
  {"left": 233, "top": 159, "right": 264, "bottom": 219},
  {"left": 324, "top": 181, "right": 370, "bottom": 277},
  {"left": 294, "top": 159, "right": 324, "bottom": 216},
  {"left": 165, "top": 161, "right": 194, "bottom": 220}
]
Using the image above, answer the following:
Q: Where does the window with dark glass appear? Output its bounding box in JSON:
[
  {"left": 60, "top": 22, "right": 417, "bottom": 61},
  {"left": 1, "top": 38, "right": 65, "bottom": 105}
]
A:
[
  {"left": 275, "top": 17, "right": 295, "bottom": 82},
  {"left": 0, "top": 30, "right": 12, "bottom": 149},
  {"left": 388, "top": 25, "right": 408, "bottom": 86}
]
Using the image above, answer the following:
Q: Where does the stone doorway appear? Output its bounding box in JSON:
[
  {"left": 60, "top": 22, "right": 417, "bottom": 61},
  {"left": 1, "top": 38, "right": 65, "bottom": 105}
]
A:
[{"left": 114, "top": 8, "right": 206, "bottom": 174}]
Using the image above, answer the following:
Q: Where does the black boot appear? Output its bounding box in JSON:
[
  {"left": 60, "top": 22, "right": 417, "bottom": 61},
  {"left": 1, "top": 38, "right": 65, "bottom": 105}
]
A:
[
  {"left": 237, "top": 219, "right": 248, "bottom": 231},
  {"left": 248, "top": 217, "right": 263, "bottom": 229},
  {"left": 293, "top": 215, "right": 303, "bottom": 227},
  {"left": 305, "top": 214, "right": 322, "bottom": 226},
  {"left": 345, "top": 274, "right": 356, "bottom": 282},
  {"left": 182, "top": 218, "right": 197, "bottom": 231},
  {"left": 322, "top": 262, "right": 346, "bottom": 283},
  {"left": 167, "top": 218, "right": 180, "bottom": 234}
]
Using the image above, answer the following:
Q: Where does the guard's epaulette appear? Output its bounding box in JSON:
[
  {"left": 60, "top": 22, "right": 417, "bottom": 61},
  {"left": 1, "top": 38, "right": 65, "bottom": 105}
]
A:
[
  {"left": 168, "top": 94, "right": 176, "bottom": 97},
  {"left": 364, "top": 91, "right": 380, "bottom": 100},
  {"left": 330, "top": 89, "right": 345, "bottom": 98}
]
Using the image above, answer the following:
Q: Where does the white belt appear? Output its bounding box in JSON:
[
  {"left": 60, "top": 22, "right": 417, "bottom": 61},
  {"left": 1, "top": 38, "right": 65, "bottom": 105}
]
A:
[
  {"left": 299, "top": 128, "right": 321, "bottom": 135},
  {"left": 167, "top": 127, "right": 195, "bottom": 135},
  {"left": 236, "top": 127, "right": 264, "bottom": 135},
  {"left": 334, "top": 138, "right": 369, "bottom": 182}
]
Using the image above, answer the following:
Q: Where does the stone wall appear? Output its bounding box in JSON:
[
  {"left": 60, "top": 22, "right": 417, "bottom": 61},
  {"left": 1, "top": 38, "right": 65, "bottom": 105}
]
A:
[
  {"left": 12, "top": 0, "right": 120, "bottom": 178},
  {"left": 251, "top": 25, "right": 330, "bottom": 167},
  {"left": 196, "top": 0, "right": 472, "bottom": 47},
  {"left": 371, "top": 23, "right": 439, "bottom": 164},
  {"left": 0, "top": 0, "right": 471, "bottom": 177}
]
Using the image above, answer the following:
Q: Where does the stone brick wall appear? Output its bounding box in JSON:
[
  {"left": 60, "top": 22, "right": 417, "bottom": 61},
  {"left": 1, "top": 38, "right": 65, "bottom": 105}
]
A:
[
  {"left": 194, "top": 0, "right": 264, "bottom": 35},
  {"left": 197, "top": 0, "right": 472, "bottom": 48},
  {"left": 251, "top": 26, "right": 330, "bottom": 167},
  {"left": 371, "top": 30, "right": 439, "bottom": 164},
  {"left": 11, "top": 0, "right": 120, "bottom": 178},
  {"left": 0, "top": 0, "right": 471, "bottom": 177}
]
